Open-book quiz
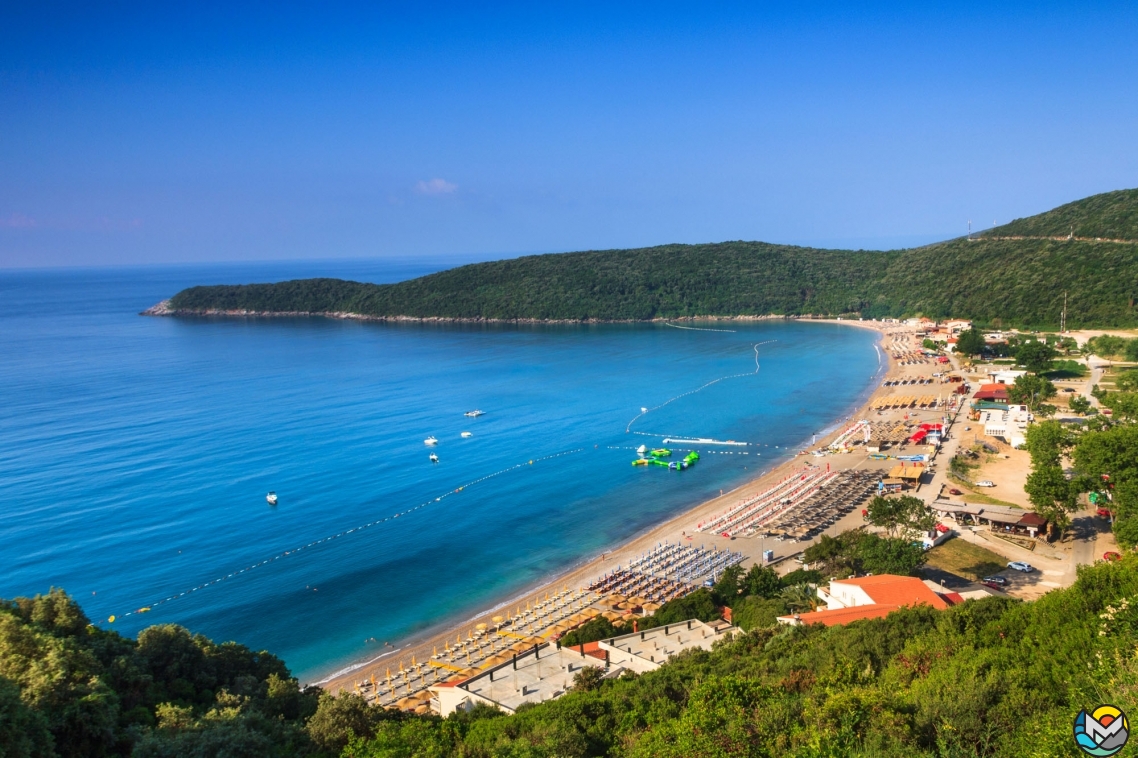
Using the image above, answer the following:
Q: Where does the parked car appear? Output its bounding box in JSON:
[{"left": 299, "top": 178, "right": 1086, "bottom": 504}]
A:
[
  {"left": 1062, "top": 387, "right": 1077, "bottom": 393},
  {"left": 976, "top": 480, "right": 996, "bottom": 487},
  {"left": 964, "top": 426, "right": 972, "bottom": 431},
  {"left": 949, "top": 488, "right": 963, "bottom": 496},
  {"left": 1097, "top": 508, "right": 1114, "bottom": 519},
  {"left": 1104, "top": 552, "right": 1122, "bottom": 562},
  {"left": 1007, "top": 561, "right": 1034, "bottom": 573},
  {"left": 981, "top": 575, "right": 1008, "bottom": 585},
  {"left": 980, "top": 581, "right": 1005, "bottom": 591}
]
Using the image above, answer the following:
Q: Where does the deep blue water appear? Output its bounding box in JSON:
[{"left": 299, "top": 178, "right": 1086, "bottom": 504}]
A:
[{"left": 0, "top": 261, "right": 882, "bottom": 682}]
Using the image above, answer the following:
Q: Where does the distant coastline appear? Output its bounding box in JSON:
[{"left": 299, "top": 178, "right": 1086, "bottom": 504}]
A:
[{"left": 142, "top": 299, "right": 864, "bottom": 326}]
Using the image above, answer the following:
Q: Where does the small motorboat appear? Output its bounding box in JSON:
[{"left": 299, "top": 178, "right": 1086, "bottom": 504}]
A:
[
  {"left": 464, "top": 410, "right": 485, "bottom": 417},
  {"left": 460, "top": 431, "right": 473, "bottom": 438},
  {"left": 424, "top": 436, "right": 438, "bottom": 445},
  {"left": 636, "top": 444, "right": 648, "bottom": 454},
  {"left": 266, "top": 492, "right": 278, "bottom": 505},
  {"left": 429, "top": 453, "right": 439, "bottom": 463}
]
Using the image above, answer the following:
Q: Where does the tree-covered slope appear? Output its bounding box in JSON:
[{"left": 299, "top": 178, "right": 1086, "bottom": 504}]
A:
[
  {"left": 872, "top": 235, "right": 1138, "bottom": 327},
  {"left": 170, "top": 243, "right": 896, "bottom": 321},
  {"left": 163, "top": 188, "right": 1138, "bottom": 328},
  {"left": 978, "top": 188, "right": 1138, "bottom": 241}
]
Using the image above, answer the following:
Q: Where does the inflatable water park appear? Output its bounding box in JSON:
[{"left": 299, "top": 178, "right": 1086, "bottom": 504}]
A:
[{"left": 632, "top": 445, "right": 700, "bottom": 471}]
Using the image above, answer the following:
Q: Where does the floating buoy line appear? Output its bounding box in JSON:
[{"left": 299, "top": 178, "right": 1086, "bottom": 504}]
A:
[
  {"left": 624, "top": 341, "right": 775, "bottom": 435},
  {"left": 663, "top": 322, "right": 737, "bottom": 333},
  {"left": 110, "top": 448, "right": 585, "bottom": 622},
  {"left": 110, "top": 337, "right": 784, "bottom": 624}
]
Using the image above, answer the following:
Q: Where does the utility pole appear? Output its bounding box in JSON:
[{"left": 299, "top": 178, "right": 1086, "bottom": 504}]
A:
[
  {"left": 967, "top": 220, "right": 972, "bottom": 241},
  {"left": 1060, "top": 291, "right": 1067, "bottom": 334}
]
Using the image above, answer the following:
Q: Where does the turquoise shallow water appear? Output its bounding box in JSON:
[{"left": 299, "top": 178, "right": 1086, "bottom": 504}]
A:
[{"left": 0, "top": 261, "right": 882, "bottom": 682}]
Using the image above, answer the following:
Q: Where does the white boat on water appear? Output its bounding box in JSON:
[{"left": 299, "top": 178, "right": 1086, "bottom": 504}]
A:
[
  {"left": 461, "top": 431, "right": 473, "bottom": 438},
  {"left": 266, "top": 492, "right": 278, "bottom": 505},
  {"left": 429, "top": 453, "right": 439, "bottom": 463},
  {"left": 464, "top": 410, "right": 485, "bottom": 417},
  {"left": 424, "top": 436, "right": 438, "bottom": 445}
]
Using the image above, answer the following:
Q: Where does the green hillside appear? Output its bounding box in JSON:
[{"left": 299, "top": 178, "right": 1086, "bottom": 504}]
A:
[
  {"left": 979, "top": 188, "right": 1138, "bottom": 241},
  {"left": 163, "top": 189, "right": 1138, "bottom": 328}
]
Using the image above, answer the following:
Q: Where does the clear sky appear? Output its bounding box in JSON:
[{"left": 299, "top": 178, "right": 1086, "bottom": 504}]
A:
[{"left": 2, "top": 2, "right": 1136, "bottom": 268}]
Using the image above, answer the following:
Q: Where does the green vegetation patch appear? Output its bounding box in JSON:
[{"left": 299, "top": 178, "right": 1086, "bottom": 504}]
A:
[
  {"left": 923, "top": 536, "right": 1007, "bottom": 581},
  {"left": 8, "top": 556, "right": 1138, "bottom": 756}
]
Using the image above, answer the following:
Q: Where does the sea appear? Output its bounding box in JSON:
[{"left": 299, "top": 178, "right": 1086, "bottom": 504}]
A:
[{"left": 0, "top": 259, "right": 883, "bottom": 683}]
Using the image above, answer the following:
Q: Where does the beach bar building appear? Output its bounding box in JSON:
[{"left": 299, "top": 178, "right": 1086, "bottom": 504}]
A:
[
  {"left": 430, "top": 619, "right": 736, "bottom": 716},
  {"left": 931, "top": 501, "right": 1049, "bottom": 539},
  {"left": 971, "top": 383, "right": 1009, "bottom": 409}
]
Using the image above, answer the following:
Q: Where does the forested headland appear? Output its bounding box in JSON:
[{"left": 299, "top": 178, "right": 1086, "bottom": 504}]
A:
[
  {"left": 158, "top": 189, "right": 1138, "bottom": 329},
  {"left": 5, "top": 554, "right": 1138, "bottom": 757}
]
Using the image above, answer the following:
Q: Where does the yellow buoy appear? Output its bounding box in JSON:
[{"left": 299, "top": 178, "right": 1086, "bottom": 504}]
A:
[{"left": 107, "top": 615, "right": 116, "bottom": 623}]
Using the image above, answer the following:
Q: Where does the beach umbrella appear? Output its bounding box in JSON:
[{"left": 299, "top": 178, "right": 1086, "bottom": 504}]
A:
[
  {"left": 492, "top": 615, "right": 505, "bottom": 624},
  {"left": 397, "top": 697, "right": 418, "bottom": 709},
  {"left": 476, "top": 623, "right": 488, "bottom": 631},
  {"left": 414, "top": 704, "right": 431, "bottom": 715}
]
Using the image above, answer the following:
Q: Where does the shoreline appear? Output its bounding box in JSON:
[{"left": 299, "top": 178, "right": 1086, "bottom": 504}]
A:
[
  {"left": 311, "top": 319, "right": 900, "bottom": 692},
  {"left": 141, "top": 300, "right": 869, "bottom": 326}
]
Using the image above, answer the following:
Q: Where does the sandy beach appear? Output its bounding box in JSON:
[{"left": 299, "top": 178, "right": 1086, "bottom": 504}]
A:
[{"left": 317, "top": 319, "right": 940, "bottom": 696}]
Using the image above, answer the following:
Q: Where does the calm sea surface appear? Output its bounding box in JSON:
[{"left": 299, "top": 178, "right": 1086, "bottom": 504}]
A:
[{"left": 0, "top": 260, "right": 882, "bottom": 682}]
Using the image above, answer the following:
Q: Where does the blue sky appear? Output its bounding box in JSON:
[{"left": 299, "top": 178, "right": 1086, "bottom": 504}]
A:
[{"left": 2, "top": 2, "right": 1136, "bottom": 267}]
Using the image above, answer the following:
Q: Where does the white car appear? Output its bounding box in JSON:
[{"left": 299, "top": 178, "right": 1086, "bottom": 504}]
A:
[
  {"left": 976, "top": 480, "right": 995, "bottom": 487},
  {"left": 1008, "top": 561, "right": 1034, "bottom": 573}
]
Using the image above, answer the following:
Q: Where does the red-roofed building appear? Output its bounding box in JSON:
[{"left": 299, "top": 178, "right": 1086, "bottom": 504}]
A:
[{"left": 778, "top": 575, "right": 950, "bottom": 627}]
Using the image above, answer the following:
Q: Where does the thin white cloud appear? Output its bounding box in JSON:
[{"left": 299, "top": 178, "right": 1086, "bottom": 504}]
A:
[
  {"left": 0, "top": 213, "right": 37, "bottom": 229},
  {"left": 414, "top": 178, "right": 458, "bottom": 196}
]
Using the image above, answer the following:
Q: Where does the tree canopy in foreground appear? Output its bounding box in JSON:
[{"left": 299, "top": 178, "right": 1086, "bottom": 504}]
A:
[{"left": 6, "top": 554, "right": 1138, "bottom": 756}]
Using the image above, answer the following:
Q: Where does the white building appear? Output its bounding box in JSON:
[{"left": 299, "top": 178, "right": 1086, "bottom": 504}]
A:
[
  {"left": 777, "top": 575, "right": 951, "bottom": 628},
  {"left": 944, "top": 320, "right": 972, "bottom": 335},
  {"left": 988, "top": 369, "right": 1027, "bottom": 385},
  {"left": 981, "top": 404, "right": 1031, "bottom": 442},
  {"left": 430, "top": 619, "right": 736, "bottom": 716}
]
